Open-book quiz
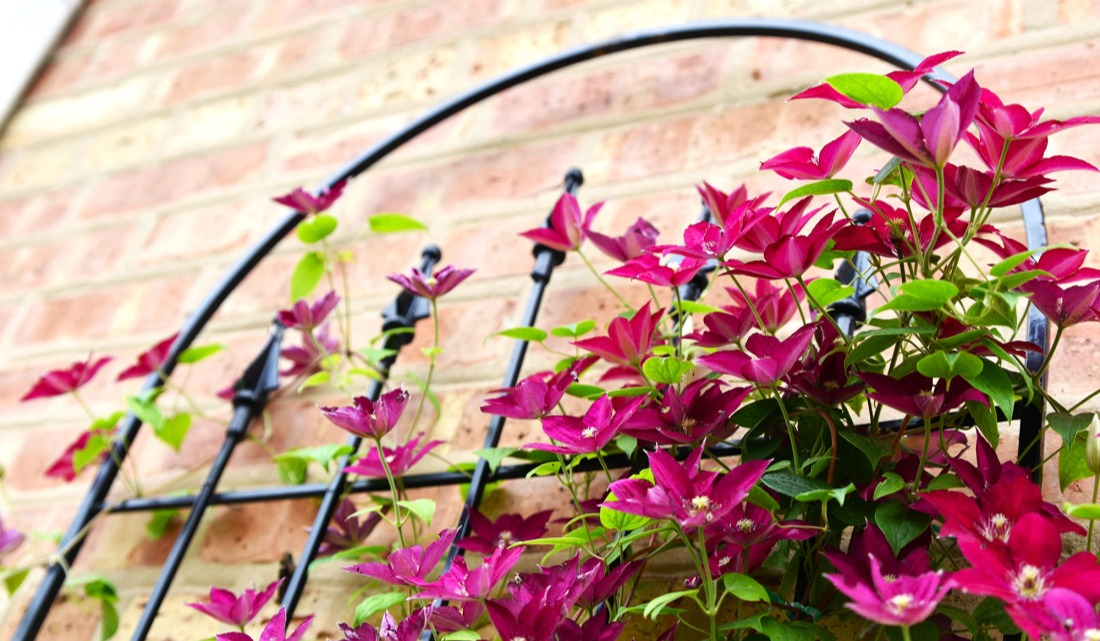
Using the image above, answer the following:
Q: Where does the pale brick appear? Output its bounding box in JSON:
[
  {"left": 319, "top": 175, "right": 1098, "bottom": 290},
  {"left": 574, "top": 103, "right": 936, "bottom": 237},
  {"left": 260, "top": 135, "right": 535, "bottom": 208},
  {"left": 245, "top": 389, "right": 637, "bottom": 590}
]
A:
[
  {"left": 162, "top": 95, "right": 258, "bottom": 154},
  {"left": 469, "top": 21, "right": 570, "bottom": 78},
  {"left": 2, "top": 76, "right": 154, "bottom": 147},
  {"left": 255, "top": 73, "right": 358, "bottom": 133},
  {"left": 78, "top": 117, "right": 170, "bottom": 174},
  {"left": 582, "top": 0, "right": 690, "bottom": 41},
  {"left": 355, "top": 46, "right": 459, "bottom": 110},
  {"left": 0, "top": 139, "right": 84, "bottom": 191},
  {"left": 160, "top": 51, "right": 263, "bottom": 105}
]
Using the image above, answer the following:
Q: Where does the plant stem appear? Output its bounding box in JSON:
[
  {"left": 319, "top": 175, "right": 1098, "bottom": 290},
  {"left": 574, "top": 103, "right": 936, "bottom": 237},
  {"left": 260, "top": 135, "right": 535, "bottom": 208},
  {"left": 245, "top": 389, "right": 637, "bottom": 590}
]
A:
[
  {"left": 374, "top": 436, "right": 407, "bottom": 548},
  {"left": 406, "top": 299, "right": 439, "bottom": 440},
  {"left": 1089, "top": 472, "right": 1100, "bottom": 553},
  {"left": 900, "top": 625, "right": 913, "bottom": 641},
  {"left": 577, "top": 248, "right": 633, "bottom": 311}
]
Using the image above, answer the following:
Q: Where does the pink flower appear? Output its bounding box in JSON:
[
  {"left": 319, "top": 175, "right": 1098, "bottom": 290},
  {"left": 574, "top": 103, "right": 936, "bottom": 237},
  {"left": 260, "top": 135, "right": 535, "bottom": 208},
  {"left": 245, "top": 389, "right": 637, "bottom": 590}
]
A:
[
  {"left": 572, "top": 301, "right": 663, "bottom": 368},
  {"left": 697, "top": 324, "right": 817, "bottom": 387},
  {"left": 0, "top": 516, "right": 24, "bottom": 559},
  {"left": 696, "top": 182, "right": 768, "bottom": 228},
  {"left": 760, "top": 130, "right": 861, "bottom": 180},
  {"left": 605, "top": 251, "right": 709, "bottom": 288},
  {"left": 346, "top": 529, "right": 456, "bottom": 587},
  {"left": 45, "top": 429, "right": 111, "bottom": 482},
  {"left": 187, "top": 579, "right": 282, "bottom": 629},
  {"left": 337, "top": 607, "right": 434, "bottom": 641},
  {"left": 273, "top": 181, "right": 346, "bottom": 214},
  {"left": 117, "top": 334, "right": 178, "bottom": 381},
  {"left": 344, "top": 432, "right": 444, "bottom": 477},
  {"left": 387, "top": 265, "right": 475, "bottom": 300},
  {"left": 826, "top": 556, "right": 956, "bottom": 627},
  {"left": 313, "top": 498, "right": 384, "bottom": 557},
  {"left": 791, "top": 51, "right": 963, "bottom": 108},
  {"left": 725, "top": 279, "right": 807, "bottom": 334},
  {"left": 415, "top": 545, "right": 523, "bottom": 601},
  {"left": 280, "top": 322, "right": 340, "bottom": 377},
  {"left": 621, "top": 379, "right": 750, "bottom": 445},
  {"left": 21, "top": 355, "right": 113, "bottom": 402},
  {"left": 858, "top": 371, "right": 988, "bottom": 421},
  {"left": 456, "top": 508, "right": 554, "bottom": 555},
  {"left": 527, "top": 395, "right": 645, "bottom": 455},
  {"left": 216, "top": 608, "right": 313, "bottom": 641},
  {"left": 319, "top": 388, "right": 410, "bottom": 440},
  {"left": 480, "top": 357, "right": 597, "bottom": 420},
  {"left": 588, "top": 217, "right": 659, "bottom": 262},
  {"left": 519, "top": 192, "right": 603, "bottom": 252},
  {"left": 276, "top": 291, "right": 339, "bottom": 331}
]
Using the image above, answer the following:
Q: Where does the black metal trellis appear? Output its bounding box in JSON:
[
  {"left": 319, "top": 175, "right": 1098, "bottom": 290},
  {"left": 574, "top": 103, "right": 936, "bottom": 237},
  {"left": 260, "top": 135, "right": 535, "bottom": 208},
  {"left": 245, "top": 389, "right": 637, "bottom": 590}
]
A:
[{"left": 13, "top": 18, "right": 1051, "bottom": 641}]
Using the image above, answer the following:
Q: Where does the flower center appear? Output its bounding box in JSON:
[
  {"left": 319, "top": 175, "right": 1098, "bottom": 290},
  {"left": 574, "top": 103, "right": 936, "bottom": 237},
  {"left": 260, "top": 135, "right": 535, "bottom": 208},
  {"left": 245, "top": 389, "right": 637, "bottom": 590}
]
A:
[
  {"left": 658, "top": 254, "right": 680, "bottom": 271},
  {"left": 497, "top": 530, "right": 513, "bottom": 547},
  {"left": 979, "top": 512, "right": 1012, "bottom": 542},
  {"left": 717, "top": 556, "right": 731, "bottom": 568},
  {"left": 736, "top": 518, "right": 754, "bottom": 533},
  {"left": 581, "top": 426, "right": 597, "bottom": 439},
  {"left": 1083, "top": 629, "right": 1100, "bottom": 640},
  {"left": 680, "top": 417, "right": 697, "bottom": 433},
  {"left": 686, "top": 495, "right": 720, "bottom": 521},
  {"left": 823, "top": 380, "right": 839, "bottom": 391},
  {"left": 426, "top": 277, "right": 438, "bottom": 286},
  {"left": 1012, "top": 564, "right": 1049, "bottom": 600},
  {"left": 887, "top": 594, "right": 914, "bottom": 614},
  {"left": 882, "top": 574, "right": 898, "bottom": 583}
]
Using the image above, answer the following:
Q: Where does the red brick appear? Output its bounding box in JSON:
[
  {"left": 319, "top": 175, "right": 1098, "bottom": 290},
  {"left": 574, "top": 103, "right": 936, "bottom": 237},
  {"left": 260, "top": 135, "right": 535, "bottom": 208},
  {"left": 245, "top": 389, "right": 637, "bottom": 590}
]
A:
[
  {"left": 596, "top": 115, "right": 697, "bottom": 181},
  {"left": 0, "top": 591, "right": 101, "bottom": 641},
  {"left": 213, "top": 252, "right": 300, "bottom": 319},
  {"left": 86, "top": 0, "right": 181, "bottom": 39},
  {"left": 262, "top": 29, "right": 328, "bottom": 79},
  {"left": 0, "top": 241, "right": 65, "bottom": 292},
  {"left": 437, "top": 217, "right": 541, "bottom": 280},
  {"left": 80, "top": 143, "right": 268, "bottom": 218},
  {"left": 130, "top": 273, "right": 201, "bottom": 333},
  {"left": 5, "top": 425, "right": 91, "bottom": 491},
  {"left": 16, "top": 288, "right": 129, "bottom": 343},
  {"left": 688, "top": 100, "right": 785, "bottom": 169},
  {"left": 148, "top": 4, "right": 251, "bottom": 61},
  {"left": 134, "top": 199, "right": 255, "bottom": 265},
  {"left": 400, "top": 297, "right": 517, "bottom": 372},
  {"left": 58, "top": 224, "right": 133, "bottom": 282},
  {"left": 253, "top": 73, "right": 357, "bottom": 133},
  {"left": 161, "top": 51, "right": 262, "bottom": 105},
  {"left": 91, "top": 35, "right": 155, "bottom": 84},
  {"left": 199, "top": 499, "right": 316, "bottom": 563},
  {"left": 388, "top": 0, "right": 504, "bottom": 47},
  {"left": 439, "top": 139, "right": 579, "bottom": 204},
  {"left": 250, "top": 0, "right": 373, "bottom": 35}
]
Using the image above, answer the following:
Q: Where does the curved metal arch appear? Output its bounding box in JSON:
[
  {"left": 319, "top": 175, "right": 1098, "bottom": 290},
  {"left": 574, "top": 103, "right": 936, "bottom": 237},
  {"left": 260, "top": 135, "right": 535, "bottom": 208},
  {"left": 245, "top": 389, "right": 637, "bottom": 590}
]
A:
[{"left": 16, "top": 17, "right": 1048, "bottom": 639}]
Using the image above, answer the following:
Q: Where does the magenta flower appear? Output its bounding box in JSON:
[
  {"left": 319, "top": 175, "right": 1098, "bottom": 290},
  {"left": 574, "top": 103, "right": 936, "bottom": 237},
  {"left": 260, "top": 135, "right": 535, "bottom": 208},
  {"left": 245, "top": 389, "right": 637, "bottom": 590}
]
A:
[
  {"left": 216, "top": 608, "right": 313, "bottom": 641},
  {"left": 791, "top": 51, "right": 963, "bottom": 108},
  {"left": 697, "top": 324, "right": 816, "bottom": 387},
  {"left": 313, "top": 498, "right": 383, "bottom": 557},
  {"left": 456, "top": 508, "right": 554, "bottom": 555},
  {"left": 337, "top": 607, "right": 434, "bottom": 641},
  {"left": 622, "top": 379, "right": 750, "bottom": 445},
  {"left": 273, "top": 180, "right": 346, "bottom": 214},
  {"left": 319, "top": 388, "right": 410, "bottom": 440},
  {"left": 480, "top": 356, "right": 597, "bottom": 420},
  {"left": 605, "top": 251, "right": 709, "bottom": 288},
  {"left": 573, "top": 302, "right": 663, "bottom": 368},
  {"left": 833, "top": 199, "right": 967, "bottom": 259},
  {"left": 722, "top": 212, "right": 848, "bottom": 280},
  {"left": 684, "top": 308, "right": 754, "bottom": 348},
  {"left": 826, "top": 556, "right": 955, "bottom": 627},
  {"left": 1026, "top": 588, "right": 1100, "bottom": 641},
  {"left": 734, "top": 196, "right": 820, "bottom": 254},
  {"left": 696, "top": 181, "right": 768, "bottom": 228},
  {"left": 21, "top": 354, "right": 113, "bottom": 402},
  {"left": 519, "top": 192, "right": 603, "bottom": 252},
  {"left": 858, "top": 371, "right": 987, "bottom": 421},
  {"left": 344, "top": 432, "right": 444, "bottom": 478},
  {"left": 187, "top": 579, "right": 282, "bottom": 629},
  {"left": 725, "top": 279, "right": 807, "bottom": 334},
  {"left": 416, "top": 545, "right": 523, "bottom": 601},
  {"left": 588, "top": 217, "right": 659, "bottom": 262},
  {"left": 527, "top": 395, "right": 645, "bottom": 455},
  {"left": 761, "top": 130, "right": 861, "bottom": 180},
  {"left": 912, "top": 163, "right": 1053, "bottom": 211},
  {"left": 117, "top": 334, "right": 178, "bottom": 381},
  {"left": 824, "top": 524, "right": 931, "bottom": 590},
  {"left": 45, "top": 429, "right": 108, "bottom": 482},
  {"left": 846, "top": 71, "right": 980, "bottom": 168},
  {"left": 346, "top": 529, "right": 457, "bottom": 587},
  {"left": 0, "top": 516, "right": 24, "bottom": 559},
  {"left": 705, "top": 502, "right": 815, "bottom": 575},
  {"left": 277, "top": 291, "right": 339, "bottom": 331},
  {"left": 603, "top": 448, "right": 770, "bottom": 529},
  {"left": 387, "top": 264, "right": 475, "bottom": 300},
  {"left": 280, "top": 322, "right": 340, "bottom": 377}
]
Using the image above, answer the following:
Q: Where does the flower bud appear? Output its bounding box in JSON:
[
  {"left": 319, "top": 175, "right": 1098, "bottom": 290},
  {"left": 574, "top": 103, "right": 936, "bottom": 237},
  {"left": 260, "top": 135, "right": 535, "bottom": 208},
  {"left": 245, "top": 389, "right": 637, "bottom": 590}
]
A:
[{"left": 1086, "top": 414, "right": 1100, "bottom": 476}]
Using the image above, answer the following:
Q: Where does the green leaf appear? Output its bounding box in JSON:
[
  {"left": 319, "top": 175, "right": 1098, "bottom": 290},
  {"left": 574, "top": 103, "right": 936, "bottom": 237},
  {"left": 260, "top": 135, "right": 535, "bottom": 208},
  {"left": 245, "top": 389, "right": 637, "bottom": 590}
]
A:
[
  {"left": 747, "top": 485, "right": 781, "bottom": 512},
  {"left": 989, "top": 248, "right": 1045, "bottom": 278},
  {"left": 938, "top": 605, "right": 978, "bottom": 635},
  {"left": 600, "top": 504, "right": 650, "bottom": 531},
  {"left": 145, "top": 508, "right": 179, "bottom": 540},
  {"left": 1048, "top": 412, "right": 1094, "bottom": 448},
  {"left": 290, "top": 251, "right": 325, "bottom": 301},
  {"left": 839, "top": 432, "right": 891, "bottom": 467},
  {"left": 126, "top": 395, "right": 165, "bottom": 430},
  {"left": 762, "top": 472, "right": 832, "bottom": 499},
  {"left": 873, "top": 472, "right": 906, "bottom": 500},
  {"left": 474, "top": 447, "right": 518, "bottom": 473},
  {"left": 879, "top": 279, "right": 959, "bottom": 313},
  {"left": 491, "top": 327, "right": 547, "bottom": 343},
  {"left": 296, "top": 213, "right": 338, "bottom": 243},
  {"left": 872, "top": 157, "right": 903, "bottom": 185},
  {"left": 874, "top": 500, "right": 930, "bottom": 554},
  {"left": 73, "top": 431, "right": 111, "bottom": 473},
  {"left": 969, "top": 361, "right": 1016, "bottom": 438},
  {"left": 616, "top": 434, "right": 637, "bottom": 458},
  {"left": 642, "top": 356, "right": 694, "bottom": 385},
  {"left": 972, "top": 597, "right": 1021, "bottom": 634},
  {"left": 353, "top": 591, "right": 406, "bottom": 626},
  {"left": 360, "top": 346, "right": 398, "bottom": 367},
  {"left": 845, "top": 334, "right": 898, "bottom": 367},
  {"left": 297, "top": 371, "right": 330, "bottom": 393},
  {"left": 526, "top": 461, "right": 562, "bottom": 478},
  {"left": 642, "top": 589, "right": 697, "bottom": 620},
  {"left": 606, "top": 387, "right": 651, "bottom": 397},
  {"left": 673, "top": 300, "right": 722, "bottom": 315},
  {"left": 760, "top": 617, "right": 818, "bottom": 641},
  {"left": 825, "top": 72, "right": 904, "bottom": 110},
  {"left": 4, "top": 568, "right": 29, "bottom": 595},
  {"left": 968, "top": 401, "right": 1000, "bottom": 451},
  {"left": 926, "top": 473, "right": 964, "bottom": 490},
  {"left": 397, "top": 498, "right": 436, "bottom": 525},
  {"left": 1059, "top": 432, "right": 1093, "bottom": 492},
  {"left": 916, "top": 350, "right": 983, "bottom": 381},
  {"left": 367, "top": 213, "right": 428, "bottom": 234},
  {"left": 1065, "top": 502, "right": 1100, "bottom": 520},
  {"left": 177, "top": 344, "right": 225, "bottom": 365},
  {"left": 796, "top": 483, "right": 855, "bottom": 506},
  {"left": 156, "top": 413, "right": 191, "bottom": 451},
  {"left": 566, "top": 383, "right": 605, "bottom": 399},
  {"left": 275, "top": 444, "right": 355, "bottom": 473},
  {"left": 805, "top": 278, "right": 855, "bottom": 307},
  {"left": 101, "top": 600, "right": 120, "bottom": 640},
  {"left": 722, "top": 573, "right": 770, "bottom": 603},
  {"left": 441, "top": 632, "right": 482, "bottom": 641},
  {"left": 777, "top": 179, "right": 853, "bottom": 207},
  {"left": 277, "top": 457, "right": 307, "bottom": 485},
  {"left": 550, "top": 319, "right": 596, "bottom": 338}
]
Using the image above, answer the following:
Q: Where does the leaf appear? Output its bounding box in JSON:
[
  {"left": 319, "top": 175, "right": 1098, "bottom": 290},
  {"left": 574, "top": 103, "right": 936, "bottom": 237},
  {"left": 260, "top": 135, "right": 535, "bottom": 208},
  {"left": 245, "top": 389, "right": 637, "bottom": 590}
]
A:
[
  {"left": 673, "top": 300, "right": 722, "bottom": 315},
  {"left": 359, "top": 346, "right": 398, "bottom": 367},
  {"left": 277, "top": 457, "right": 308, "bottom": 485},
  {"left": 839, "top": 432, "right": 891, "bottom": 467},
  {"left": 4, "top": 568, "right": 29, "bottom": 595},
  {"left": 1064, "top": 502, "right": 1100, "bottom": 520},
  {"left": 290, "top": 251, "right": 325, "bottom": 301},
  {"left": 367, "top": 213, "right": 428, "bottom": 234},
  {"left": 73, "top": 431, "right": 111, "bottom": 473},
  {"left": 616, "top": 435, "right": 637, "bottom": 458},
  {"left": 642, "top": 589, "right": 697, "bottom": 620},
  {"left": 873, "top": 472, "right": 906, "bottom": 500},
  {"left": 1048, "top": 412, "right": 1094, "bottom": 448},
  {"left": 777, "top": 179, "right": 853, "bottom": 207},
  {"left": 177, "top": 344, "right": 225, "bottom": 365},
  {"left": 442, "top": 632, "right": 482, "bottom": 641},
  {"left": 397, "top": 499, "right": 436, "bottom": 525},
  {"left": 872, "top": 156, "right": 903, "bottom": 184},
  {"left": 917, "top": 350, "right": 983, "bottom": 381},
  {"left": 606, "top": 387, "right": 651, "bottom": 397},
  {"left": 969, "top": 361, "right": 1016, "bottom": 435},
  {"left": 874, "top": 500, "right": 930, "bottom": 554},
  {"left": 760, "top": 617, "right": 818, "bottom": 641},
  {"left": 566, "top": 383, "right": 605, "bottom": 399},
  {"left": 296, "top": 213, "right": 338, "bottom": 243},
  {"left": 491, "top": 327, "right": 547, "bottom": 343},
  {"left": 600, "top": 504, "right": 650, "bottom": 531},
  {"left": 796, "top": 483, "right": 855, "bottom": 506},
  {"left": 825, "top": 72, "right": 904, "bottom": 110},
  {"left": 972, "top": 597, "right": 1021, "bottom": 634},
  {"left": 722, "top": 573, "right": 770, "bottom": 603},
  {"left": 989, "top": 248, "right": 1045, "bottom": 278},
  {"left": 145, "top": 508, "right": 179, "bottom": 540},
  {"left": 926, "top": 473, "right": 963, "bottom": 490},
  {"left": 297, "top": 371, "right": 330, "bottom": 393},
  {"left": 156, "top": 413, "right": 191, "bottom": 451},
  {"left": 879, "top": 279, "right": 959, "bottom": 313},
  {"left": 275, "top": 444, "right": 355, "bottom": 473},
  {"left": 126, "top": 395, "right": 165, "bottom": 430},
  {"left": 845, "top": 334, "right": 898, "bottom": 367},
  {"left": 747, "top": 485, "right": 780, "bottom": 512},
  {"left": 968, "top": 401, "right": 999, "bottom": 451},
  {"left": 642, "top": 356, "right": 694, "bottom": 385},
  {"left": 473, "top": 447, "right": 518, "bottom": 473},
  {"left": 806, "top": 278, "right": 855, "bottom": 307},
  {"left": 1059, "top": 432, "right": 1093, "bottom": 492},
  {"left": 353, "top": 591, "right": 406, "bottom": 626},
  {"left": 761, "top": 472, "right": 832, "bottom": 499},
  {"left": 526, "top": 461, "right": 562, "bottom": 478},
  {"left": 101, "top": 600, "right": 120, "bottom": 640},
  {"left": 550, "top": 319, "right": 596, "bottom": 338}
]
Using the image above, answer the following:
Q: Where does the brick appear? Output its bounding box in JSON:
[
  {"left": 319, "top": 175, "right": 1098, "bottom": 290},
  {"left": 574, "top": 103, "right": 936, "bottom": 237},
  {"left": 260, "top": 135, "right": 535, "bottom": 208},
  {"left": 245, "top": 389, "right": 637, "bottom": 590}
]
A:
[
  {"left": 134, "top": 199, "right": 255, "bottom": 265},
  {"left": 199, "top": 499, "right": 316, "bottom": 564},
  {"left": 849, "top": 0, "right": 1019, "bottom": 54},
  {"left": 583, "top": 0, "right": 689, "bottom": 41},
  {"left": 85, "top": 0, "right": 181, "bottom": 39},
  {"left": 277, "top": 119, "right": 396, "bottom": 173},
  {"left": 161, "top": 51, "right": 263, "bottom": 105},
  {"left": 355, "top": 46, "right": 458, "bottom": 110},
  {"left": 687, "top": 101, "right": 786, "bottom": 170},
  {"left": 147, "top": 3, "right": 251, "bottom": 62},
  {"left": 114, "top": 593, "right": 248, "bottom": 641},
  {"left": 0, "top": 239, "right": 68, "bottom": 292},
  {"left": 25, "top": 49, "right": 97, "bottom": 99},
  {"left": 439, "top": 139, "right": 579, "bottom": 204},
  {"left": 16, "top": 288, "right": 129, "bottom": 343},
  {"left": 5, "top": 425, "right": 90, "bottom": 491},
  {"left": 386, "top": 0, "right": 505, "bottom": 48},
  {"left": 254, "top": 28, "right": 328, "bottom": 80},
  {"left": 250, "top": 0, "right": 369, "bottom": 35},
  {"left": 79, "top": 142, "right": 268, "bottom": 218},
  {"left": 2, "top": 76, "right": 153, "bottom": 147},
  {"left": 91, "top": 34, "right": 159, "bottom": 84},
  {"left": 0, "top": 138, "right": 84, "bottom": 191},
  {"left": 78, "top": 117, "right": 170, "bottom": 174},
  {"left": 0, "top": 591, "right": 101, "bottom": 641},
  {"left": 400, "top": 296, "right": 517, "bottom": 372},
  {"left": 593, "top": 115, "right": 697, "bottom": 181},
  {"left": 255, "top": 73, "right": 362, "bottom": 134},
  {"left": 163, "top": 95, "right": 258, "bottom": 154},
  {"left": 469, "top": 21, "right": 570, "bottom": 79},
  {"left": 125, "top": 273, "right": 202, "bottom": 334},
  {"left": 337, "top": 13, "right": 397, "bottom": 58},
  {"left": 213, "top": 252, "right": 300, "bottom": 319}
]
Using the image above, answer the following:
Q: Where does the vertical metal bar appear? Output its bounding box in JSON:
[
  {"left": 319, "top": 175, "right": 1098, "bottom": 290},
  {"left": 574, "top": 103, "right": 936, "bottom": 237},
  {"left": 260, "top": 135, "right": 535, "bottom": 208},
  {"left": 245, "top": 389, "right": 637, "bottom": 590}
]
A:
[
  {"left": 281, "top": 246, "right": 440, "bottom": 621},
  {"left": 131, "top": 323, "right": 285, "bottom": 641}
]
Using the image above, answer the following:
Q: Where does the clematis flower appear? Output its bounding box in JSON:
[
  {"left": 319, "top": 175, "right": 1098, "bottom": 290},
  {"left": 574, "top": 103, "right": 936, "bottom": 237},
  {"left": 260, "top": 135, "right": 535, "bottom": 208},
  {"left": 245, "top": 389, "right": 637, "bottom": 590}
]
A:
[
  {"left": 826, "top": 556, "right": 956, "bottom": 627},
  {"left": 846, "top": 71, "right": 980, "bottom": 168},
  {"left": 336, "top": 607, "right": 434, "bottom": 641},
  {"left": 312, "top": 497, "right": 383, "bottom": 557},
  {"left": 824, "top": 524, "right": 931, "bottom": 589},
  {"left": 216, "top": 608, "right": 313, "bottom": 641},
  {"left": 527, "top": 395, "right": 645, "bottom": 455},
  {"left": 588, "top": 217, "right": 659, "bottom": 262},
  {"left": 276, "top": 291, "right": 339, "bottom": 331},
  {"left": 832, "top": 199, "right": 966, "bottom": 259},
  {"left": 273, "top": 180, "right": 346, "bottom": 214},
  {"left": 346, "top": 529, "right": 457, "bottom": 587},
  {"left": 456, "top": 508, "right": 554, "bottom": 555},
  {"left": 604, "top": 251, "right": 709, "bottom": 288},
  {"left": 621, "top": 379, "right": 749, "bottom": 445},
  {"left": 387, "top": 264, "right": 475, "bottom": 300},
  {"left": 696, "top": 181, "right": 768, "bottom": 228},
  {"left": 602, "top": 447, "right": 770, "bottom": 529},
  {"left": 343, "top": 432, "right": 444, "bottom": 478},
  {"left": 280, "top": 322, "right": 340, "bottom": 377},
  {"left": 187, "top": 579, "right": 282, "bottom": 629},
  {"left": 319, "top": 388, "right": 410, "bottom": 440},
  {"left": 520, "top": 192, "right": 603, "bottom": 252},
  {"left": 791, "top": 51, "right": 962, "bottom": 108},
  {"left": 117, "top": 334, "right": 178, "bottom": 381},
  {"left": 0, "top": 516, "right": 24, "bottom": 559},
  {"left": 1026, "top": 588, "right": 1100, "bottom": 641},
  {"left": 723, "top": 212, "right": 846, "bottom": 280},
  {"left": 954, "top": 513, "right": 1100, "bottom": 637},
  {"left": 416, "top": 545, "right": 523, "bottom": 601},
  {"left": 697, "top": 324, "right": 817, "bottom": 387},
  {"left": 725, "top": 279, "right": 807, "bottom": 334},
  {"left": 735, "top": 196, "right": 821, "bottom": 253},
  {"left": 429, "top": 602, "right": 484, "bottom": 635},
  {"left": 573, "top": 302, "right": 664, "bottom": 369},
  {"left": 705, "top": 502, "right": 815, "bottom": 575},
  {"left": 684, "top": 308, "right": 754, "bottom": 348},
  {"left": 485, "top": 555, "right": 600, "bottom": 641},
  {"left": 788, "top": 321, "right": 865, "bottom": 405},
  {"left": 21, "top": 354, "right": 113, "bottom": 402},
  {"left": 761, "top": 130, "right": 861, "bottom": 180},
  {"left": 480, "top": 357, "right": 597, "bottom": 420},
  {"left": 858, "top": 371, "right": 987, "bottom": 421},
  {"left": 911, "top": 164, "right": 1053, "bottom": 211},
  {"left": 45, "top": 429, "right": 108, "bottom": 482}
]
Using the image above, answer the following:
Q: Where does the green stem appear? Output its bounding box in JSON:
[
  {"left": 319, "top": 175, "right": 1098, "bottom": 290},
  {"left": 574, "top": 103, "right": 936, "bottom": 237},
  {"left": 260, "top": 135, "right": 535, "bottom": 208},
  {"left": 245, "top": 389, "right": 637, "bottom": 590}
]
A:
[
  {"left": 901, "top": 624, "right": 913, "bottom": 641},
  {"left": 374, "top": 436, "right": 407, "bottom": 548},
  {"left": 770, "top": 385, "right": 801, "bottom": 473},
  {"left": 1089, "top": 472, "right": 1100, "bottom": 553},
  {"left": 577, "top": 248, "right": 633, "bottom": 312},
  {"left": 406, "top": 299, "right": 440, "bottom": 439}
]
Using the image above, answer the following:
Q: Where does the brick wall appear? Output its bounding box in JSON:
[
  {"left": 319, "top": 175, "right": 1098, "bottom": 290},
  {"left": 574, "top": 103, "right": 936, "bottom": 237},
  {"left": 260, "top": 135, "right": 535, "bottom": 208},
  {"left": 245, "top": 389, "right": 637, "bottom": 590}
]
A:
[{"left": 0, "top": 0, "right": 1098, "bottom": 638}]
